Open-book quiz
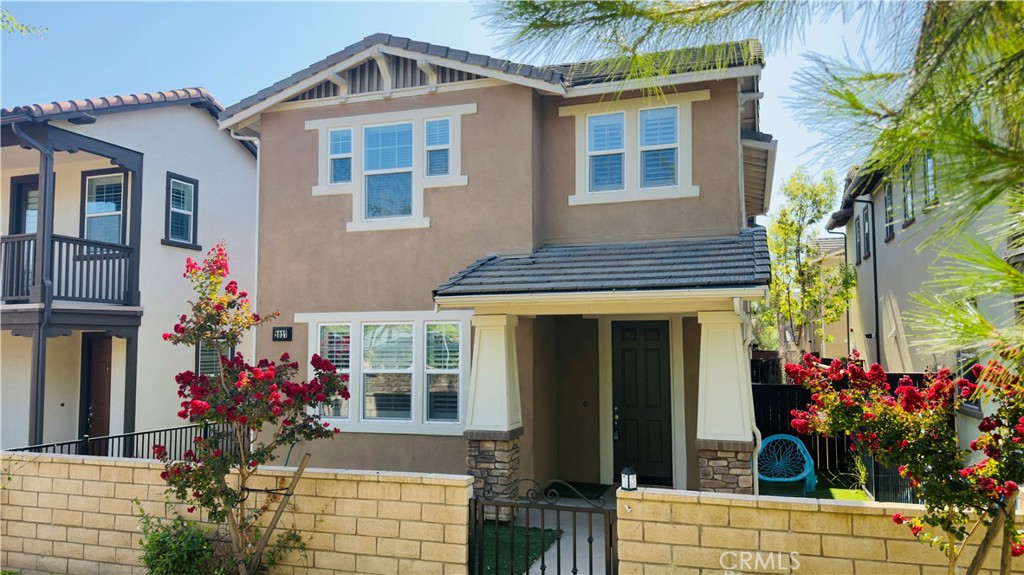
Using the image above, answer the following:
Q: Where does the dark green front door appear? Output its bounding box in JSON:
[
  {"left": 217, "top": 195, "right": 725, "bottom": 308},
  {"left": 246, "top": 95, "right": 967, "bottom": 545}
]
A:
[{"left": 612, "top": 321, "right": 672, "bottom": 485}]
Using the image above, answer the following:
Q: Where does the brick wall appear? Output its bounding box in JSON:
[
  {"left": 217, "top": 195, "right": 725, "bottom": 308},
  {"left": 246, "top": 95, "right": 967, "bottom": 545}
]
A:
[
  {"left": 0, "top": 452, "right": 472, "bottom": 575},
  {"left": 617, "top": 487, "right": 1013, "bottom": 575}
]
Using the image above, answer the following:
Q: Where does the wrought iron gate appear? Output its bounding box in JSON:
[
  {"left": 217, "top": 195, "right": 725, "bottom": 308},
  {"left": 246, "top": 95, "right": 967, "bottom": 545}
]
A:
[{"left": 469, "top": 479, "right": 617, "bottom": 575}]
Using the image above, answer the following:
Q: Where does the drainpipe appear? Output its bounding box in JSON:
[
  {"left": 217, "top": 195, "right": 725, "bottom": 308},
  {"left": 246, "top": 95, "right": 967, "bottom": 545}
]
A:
[
  {"left": 825, "top": 228, "right": 851, "bottom": 357},
  {"left": 734, "top": 297, "right": 762, "bottom": 495},
  {"left": 12, "top": 121, "right": 55, "bottom": 445},
  {"left": 851, "top": 198, "right": 881, "bottom": 364}
]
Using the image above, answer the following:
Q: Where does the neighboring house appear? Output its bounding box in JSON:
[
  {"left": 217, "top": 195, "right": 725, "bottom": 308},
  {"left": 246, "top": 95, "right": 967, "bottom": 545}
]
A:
[
  {"left": 219, "top": 33, "right": 778, "bottom": 493},
  {"left": 794, "top": 236, "right": 851, "bottom": 360},
  {"left": 0, "top": 89, "right": 257, "bottom": 449}
]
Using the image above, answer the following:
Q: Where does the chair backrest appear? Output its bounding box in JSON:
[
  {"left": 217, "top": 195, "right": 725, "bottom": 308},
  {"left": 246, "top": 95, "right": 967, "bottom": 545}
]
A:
[{"left": 757, "top": 434, "right": 812, "bottom": 480}]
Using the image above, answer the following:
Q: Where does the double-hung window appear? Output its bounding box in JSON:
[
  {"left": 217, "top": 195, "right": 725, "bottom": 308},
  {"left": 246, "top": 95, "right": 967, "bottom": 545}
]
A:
[
  {"left": 924, "top": 150, "right": 938, "bottom": 205},
  {"left": 587, "top": 113, "right": 625, "bottom": 192},
  {"left": 855, "top": 216, "right": 862, "bottom": 264},
  {"left": 164, "top": 173, "right": 199, "bottom": 249},
  {"left": 425, "top": 323, "right": 460, "bottom": 422},
  {"left": 364, "top": 123, "right": 414, "bottom": 219},
  {"left": 329, "top": 129, "right": 353, "bottom": 184},
  {"left": 83, "top": 170, "right": 125, "bottom": 244},
  {"left": 425, "top": 119, "right": 450, "bottom": 177},
  {"left": 861, "top": 206, "right": 871, "bottom": 258},
  {"left": 318, "top": 324, "right": 351, "bottom": 418},
  {"left": 639, "top": 107, "right": 679, "bottom": 188},
  {"left": 884, "top": 181, "right": 895, "bottom": 240},
  {"left": 196, "top": 340, "right": 233, "bottom": 379},
  {"left": 902, "top": 161, "right": 915, "bottom": 225},
  {"left": 362, "top": 322, "right": 414, "bottom": 420}
]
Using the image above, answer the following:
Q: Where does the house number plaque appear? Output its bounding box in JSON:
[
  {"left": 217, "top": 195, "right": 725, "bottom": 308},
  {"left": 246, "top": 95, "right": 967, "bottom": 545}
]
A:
[{"left": 272, "top": 327, "right": 293, "bottom": 342}]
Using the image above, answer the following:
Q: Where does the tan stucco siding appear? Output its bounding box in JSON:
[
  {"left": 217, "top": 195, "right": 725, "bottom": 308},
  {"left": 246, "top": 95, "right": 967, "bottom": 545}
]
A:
[
  {"left": 682, "top": 316, "right": 701, "bottom": 491},
  {"left": 538, "top": 81, "right": 742, "bottom": 244},
  {"left": 273, "top": 431, "right": 467, "bottom": 474}
]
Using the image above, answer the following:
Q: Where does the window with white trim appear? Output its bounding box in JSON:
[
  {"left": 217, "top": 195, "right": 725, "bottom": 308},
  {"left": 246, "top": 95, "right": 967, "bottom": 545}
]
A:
[
  {"left": 560, "top": 90, "right": 709, "bottom": 206},
  {"left": 425, "top": 118, "right": 450, "bottom": 177},
  {"left": 307, "top": 103, "right": 475, "bottom": 232},
  {"left": 329, "top": 129, "right": 352, "bottom": 184},
  {"left": 196, "top": 340, "right": 233, "bottom": 379},
  {"left": 299, "top": 310, "right": 470, "bottom": 435},
  {"left": 84, "top": 171, "right": 125, "bottom": 244},
  {"left": 587, "top": 113, "right": 625, "bottom": 192}
]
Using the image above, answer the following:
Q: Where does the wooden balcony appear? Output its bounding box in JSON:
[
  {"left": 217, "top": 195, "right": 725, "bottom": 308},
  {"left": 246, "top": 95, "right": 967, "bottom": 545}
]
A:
[{"left": 1, "top": 234, "right": 135, "bottom": 306}]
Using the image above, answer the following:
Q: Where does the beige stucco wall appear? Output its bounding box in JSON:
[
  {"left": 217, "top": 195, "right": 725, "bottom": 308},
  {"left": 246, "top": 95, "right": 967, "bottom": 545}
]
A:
[
  {"left": 0, "top": 452, "right": 472, "bottom": 575},
  {"left": 682, "top": 316, "right": 701, "bottom": 491}
]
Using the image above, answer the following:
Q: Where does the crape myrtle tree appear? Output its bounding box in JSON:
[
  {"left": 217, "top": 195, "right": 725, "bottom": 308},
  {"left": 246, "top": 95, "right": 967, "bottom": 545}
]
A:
[
  {"left": 155, "top": 243, "right": 349, "bottom": 575},
  {"left": 753, "top": 167, "right": 855, "bottom": 356},
  {"left": 786, "top": 351, "right": 1023, "bottom": 574}
]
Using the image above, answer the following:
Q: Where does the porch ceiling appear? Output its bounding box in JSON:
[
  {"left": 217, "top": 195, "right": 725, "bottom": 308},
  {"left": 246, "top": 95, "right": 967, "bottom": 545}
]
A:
[{"left": 3, "top": 146, "right": 112, "bottom": 171}]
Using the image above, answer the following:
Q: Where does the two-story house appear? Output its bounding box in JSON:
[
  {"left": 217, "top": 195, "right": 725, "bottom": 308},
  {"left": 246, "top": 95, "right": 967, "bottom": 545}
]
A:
[
  {"left": 220, "top": 34, "right": 777, "bottom": 493},
  {"left": 1, "top": 89, "right": 257, "bottom": 450}
]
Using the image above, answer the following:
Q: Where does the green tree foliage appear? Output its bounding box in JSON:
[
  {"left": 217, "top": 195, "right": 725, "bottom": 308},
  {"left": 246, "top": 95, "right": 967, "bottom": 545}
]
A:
[
  {"left": 755, "top": 168, "right": 855, "bottom": 353},
  {"left": 1, "top": 8, "right": 45, "bottom": 35}
]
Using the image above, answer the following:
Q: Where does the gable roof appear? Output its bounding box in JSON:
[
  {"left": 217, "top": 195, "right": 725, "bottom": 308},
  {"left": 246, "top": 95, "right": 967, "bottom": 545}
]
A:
[
  {"left": 1, "top": 87, "right": 256, "bottom": 156},
  {"left": 220, "top": 33, "right": 764, "bottom": 128},
  {"left": 434, "top": 227, "right": 769, "bottom": 298}
]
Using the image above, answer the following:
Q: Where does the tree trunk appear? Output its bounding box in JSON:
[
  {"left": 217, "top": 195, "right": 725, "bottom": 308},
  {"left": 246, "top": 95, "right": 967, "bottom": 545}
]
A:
[{"left": 966, "top": 504, "right": 1007, "bottom": 575}]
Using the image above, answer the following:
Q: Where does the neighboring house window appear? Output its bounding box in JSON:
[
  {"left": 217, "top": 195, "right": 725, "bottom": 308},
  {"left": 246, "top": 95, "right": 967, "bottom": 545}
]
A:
[
  {"left": 297, "top": 310, "right": 471, "bottom": 435},
  {"left": 318, "top": 324, "right": 351, "bottom": 418},
  {"left": 924, "top": 150, "right": 938, "bottom": 206},
  {"left": 855, "top": 216, "right": 862, "bottom": 264},
  {"left": 884, "top": 181, "right": 895, "bottom": 240},
  {"left": 560, "top": 89, "right": 710, "bottom": 206},
  {"left": 424, "top": 118, "right": 450, "bottom": 177},
  {"left": 196, "top": 341, "right": 233, "bottom": 378},
  {"left": 307, "top": 103, "right": 475, "bottom": 232},
  {"left": 425, "top": 322, "right": 460, "bottom": 422},
  {"left": 862, "top": 206, "right": 871, "bottom": 259},
  {"left": 364, "top": 123, "right": 414, "bottom": 219},
  {"left": 82, "top": 169, "right": 125, "bottom": 244},
  {"left": 587, "top": 112, "right": 625, "bottom": 192},
  {"left": 163, "top": 173, "right": 200, "bottom": 249},
  {"left": 639, "top": 107, "right": 679, "bottom": 188},
  {"left": 329, "top": 129, "right": 353, "bottom": 184},
  {"left": 902, "top": 161, "right": 915, "bottom": 225}
]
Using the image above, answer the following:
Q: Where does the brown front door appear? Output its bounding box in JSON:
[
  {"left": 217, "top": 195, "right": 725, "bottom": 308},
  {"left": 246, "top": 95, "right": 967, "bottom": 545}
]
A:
[
  {"left": 80, "top": 334, "right": 112, "bottom": 455},
  {"left": 613, "top": 321, "right": 673, "bottom": 485}
]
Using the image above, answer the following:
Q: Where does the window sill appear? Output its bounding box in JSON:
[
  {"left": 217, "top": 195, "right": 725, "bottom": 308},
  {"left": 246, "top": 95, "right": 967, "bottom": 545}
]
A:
[
  {"left": 346, "top": 216, "right": 430, "bottom": 232},
  {"left": 902, "top": 217, "right": 916, "bottom": 229},
  {"left": 424, "top": 174, "right": 468, "bottom": 188},
  {"left": 923, "top": 201, "right": 939, "bottom": 213},
  {"left": 885, "top": 233, "right": 895, "bottom": 243},
  {"left": 312, "top": 183, "right": 356, "bottom": 196},
  {"left": 161, "top": 239, "right": 203, "bottom": 251},
  {"left": 959, "top": 403, "right": 984, "bottom": 419},
  {"left": 316, "top": 418, "right": 465, "bottom": 436},
  {"left": 568, "top": 184, "right": 700, "bottom": 206}
]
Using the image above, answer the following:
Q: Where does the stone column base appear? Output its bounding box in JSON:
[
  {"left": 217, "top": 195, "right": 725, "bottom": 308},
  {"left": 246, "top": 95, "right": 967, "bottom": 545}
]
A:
[
  {"left": 466, "top": 428, "right": 522, "bottom": 521},
  {"left": 696, "top": 438, "right": 755, "bottom": 494}
]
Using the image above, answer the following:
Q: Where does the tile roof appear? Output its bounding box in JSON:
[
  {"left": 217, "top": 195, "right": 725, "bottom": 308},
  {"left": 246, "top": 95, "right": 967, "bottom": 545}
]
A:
[
  {"left": 810, "top": 236, "right": 846, "bottom": 255},
  {"left": 1, "top": 87, "right": 224, "bottom": 124},
  {"left": 222, "top": 34, "right": 764, "bottom": 121},
  {"left": 435, "top": 227, "right": 770, "bottom": 297}
]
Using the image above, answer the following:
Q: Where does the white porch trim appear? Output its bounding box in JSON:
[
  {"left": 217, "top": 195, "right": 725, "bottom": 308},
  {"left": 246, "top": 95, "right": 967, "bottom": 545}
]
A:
[
  {"left": 465, "top": 314, "right": 523, "bottom": 433},
  {"left": 695, "top": 310, "right": 754, "bottom": 442}
]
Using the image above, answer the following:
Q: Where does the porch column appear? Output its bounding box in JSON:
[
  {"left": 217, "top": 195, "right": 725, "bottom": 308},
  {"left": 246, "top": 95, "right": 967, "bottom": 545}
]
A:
[
  {"left": 696, "top": 311, "right": 756, "bottom": 494},
  {"left": 28, "top": 327, "right": 48, "bottom": 445},
  {"left": 464, "top": 315, "right": 522, "bottom": 504}
]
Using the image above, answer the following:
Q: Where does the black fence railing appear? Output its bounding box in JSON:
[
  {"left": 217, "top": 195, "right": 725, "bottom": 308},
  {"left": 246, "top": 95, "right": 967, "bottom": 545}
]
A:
[
  {"left": 5, "top": 423, "right": 238, "bottom": 460},
  {"left": 862, "top": 454, "right": 921, "bottom": 504},
  {"left": 0, "top": 234, "right": 134, "bottom": 305},
  {"left": 0, "top": 234, "right": 35, "bottom": 301}
]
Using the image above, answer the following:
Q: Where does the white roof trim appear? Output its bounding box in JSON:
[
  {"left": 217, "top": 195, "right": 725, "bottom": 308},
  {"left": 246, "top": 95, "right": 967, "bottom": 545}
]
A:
[
  {"left": 435, "top": 286, "right": 768, "bottom": 308},
  {"left": 564, "top": 65, "right": 763, "bottom": 98},
  {"left": 742, "top": 137, "right": 778, "bottom": 213}
]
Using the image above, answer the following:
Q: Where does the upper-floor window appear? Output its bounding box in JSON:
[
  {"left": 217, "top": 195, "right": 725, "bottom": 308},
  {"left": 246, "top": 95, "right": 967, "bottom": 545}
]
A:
[
  {"left": 307, "top": 103, "right": 475, "bottom": 232},
  {"left": 883, "top": 181, "right": 895, "bottom": 240},
  {"left": 855, "top": 215, "right": 862, "bottom": 264},
  {"left": 163, "top": 173, "right": 200, "bottom": 250},
  {"left": 861, "top": 206, "right": 871, "bottom": 259},
  {"left": 902, "top": 161, "right": 915, "bottom": 225},
  {"left": 82, "top": 169, "right": 126, "bottom": 244},
  {"left": 924, "top": 150, "right": 938, "bottom": 206},
  {"left": 560, "top": 90, "right": 709, "bottom": 206}
]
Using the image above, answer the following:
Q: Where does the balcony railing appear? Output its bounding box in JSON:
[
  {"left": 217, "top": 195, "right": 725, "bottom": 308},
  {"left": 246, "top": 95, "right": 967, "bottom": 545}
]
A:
[
  {"left": 1, "top": 234, "right": 134, "bottom": 305},
  {"left": 5, "top": 423, "right": 239, "bottom": 460}
]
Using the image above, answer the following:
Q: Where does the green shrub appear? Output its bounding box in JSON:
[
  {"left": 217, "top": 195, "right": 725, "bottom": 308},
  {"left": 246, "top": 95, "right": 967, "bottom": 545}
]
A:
[{"left": 138, "top": 507, "right": 230, "bottom": 575}]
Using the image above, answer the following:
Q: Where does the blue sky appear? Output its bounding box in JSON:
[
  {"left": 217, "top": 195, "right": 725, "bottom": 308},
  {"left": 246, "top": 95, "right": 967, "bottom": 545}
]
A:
[{"left": 2, "top": 1, "right": 876, "bottom": 216}]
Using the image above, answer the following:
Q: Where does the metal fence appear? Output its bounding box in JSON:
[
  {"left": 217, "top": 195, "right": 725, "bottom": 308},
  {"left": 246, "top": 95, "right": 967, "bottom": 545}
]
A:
[{"left": 5, "top": 423, "right": 237, "bottom": 460}]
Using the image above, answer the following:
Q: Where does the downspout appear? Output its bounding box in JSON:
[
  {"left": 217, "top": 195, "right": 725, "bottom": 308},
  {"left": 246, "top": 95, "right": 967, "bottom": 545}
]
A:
[
  {"left": 734, "top": 297, "right": 762, "bottom": 495},
  {"left": 825, "top": 228, "right": 851, "bottom": 357},
  {"left": 851, "top": 198, "right": 881, "bottom": 363}
]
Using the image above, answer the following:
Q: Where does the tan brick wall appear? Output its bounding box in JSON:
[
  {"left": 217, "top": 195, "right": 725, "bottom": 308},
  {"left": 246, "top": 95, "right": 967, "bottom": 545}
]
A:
[
  {"left": 1, "top": 452, "right": 472, "bottom": 575},
  {"left": 617, "top": 488, "right": 1013, "bottom": 575}
]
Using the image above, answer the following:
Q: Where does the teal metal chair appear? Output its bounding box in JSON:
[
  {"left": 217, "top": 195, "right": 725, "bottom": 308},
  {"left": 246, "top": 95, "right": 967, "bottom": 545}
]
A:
[{"left": 757, "top": 434, "right": 817, "bottom": 496}]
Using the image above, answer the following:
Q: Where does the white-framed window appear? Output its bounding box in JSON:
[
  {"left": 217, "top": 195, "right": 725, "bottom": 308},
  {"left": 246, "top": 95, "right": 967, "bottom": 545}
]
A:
[
  {"left": 318, "top": 324, "right": 351, "bottom": 418},
  {"left": 560, "top": 89, "right": 709, "bottom": 206},
  {"left": 297, "top": 310, "right": 471, "bottom": 435},
  {"left": 587, "top": 112, "right": 625, "bottom": 192},
  {"left": 424, "top": 118, "right": 451, "bottom": 177},
  {"left": 639, "top": 106, "right": 679, "bottom": 188},
  {"left": 83, "top": 171, "right": 125, "bottom": 244},
  {"left": 329, "top": 129, "right": 353, "bottom": 184},
  {"left": 307, "top": 103, "right": 475, "bottom": 232},
  {"left": 196, "top": 340, "right": 233, "bottom": 379},
  {"left": 364, "top": 123, "right": 414, "bottom": 220}
]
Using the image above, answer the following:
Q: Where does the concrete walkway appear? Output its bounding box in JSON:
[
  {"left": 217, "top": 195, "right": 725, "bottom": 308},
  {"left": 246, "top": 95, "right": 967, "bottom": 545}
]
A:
[{"left": 512, "top": 487, "right": 617, "bottom": 575}]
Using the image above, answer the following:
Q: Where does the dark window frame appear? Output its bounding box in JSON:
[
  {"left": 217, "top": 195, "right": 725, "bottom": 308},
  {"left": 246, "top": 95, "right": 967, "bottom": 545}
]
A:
[
  {"left": 862, "top": 206, "right": 871, "bottom": 259},
  {"left": 901, "top": 161, "right": 916, "bottom": 228},
  {"left": 79, "top": 167, "right": 129, "bottom": 245},
  {"left": 854, "top": 216, "right": 862, "bottom": 264},
  {"left": 883, "top": 181, "right": 895, "bottom": 241},
  {"left": 9, "top": 174, "right": 42, "bottom": 235},
  {"left": 924, "top": 150, "right": 938, "bottom": 207},
  {"left": 162, "top": 172, "right": 202, "bottom": 251}
]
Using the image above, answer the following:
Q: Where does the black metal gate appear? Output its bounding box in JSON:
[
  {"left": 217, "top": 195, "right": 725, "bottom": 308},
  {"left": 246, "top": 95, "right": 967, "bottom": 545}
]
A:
[{"left": 469, "top": 479, "right": 617, "bottom": 575}]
